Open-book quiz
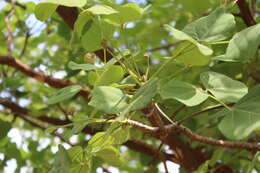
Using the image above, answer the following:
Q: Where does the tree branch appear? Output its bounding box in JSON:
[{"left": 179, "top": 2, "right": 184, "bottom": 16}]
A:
[
  {"left": 165, "top": 123, "right": 260, "bottom": 151},
  {"left": 0, "top": 99, "right": 178, "bottom": 163},
  {"left": 4, "top": 0, "right": 16, "bottom": 55},
  {"left": 0, "top": 55, "right": 90, "bottom": 100},
  {"left": 124, "top": 119, "right": 260, "bottom": 151},
  {"left": 0, "top": 98, "right": 72, "bottom": 145},
  {"left": 143, "top": 104, "right": 207, "bottom": 171},
  {"left": 237, "top": 0, "right": 256, "bottom": 26}
]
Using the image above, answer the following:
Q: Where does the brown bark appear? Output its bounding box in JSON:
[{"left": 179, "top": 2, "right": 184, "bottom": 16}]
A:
[{"left": 0, "top": 55, "right": 90, "bottom": 100}]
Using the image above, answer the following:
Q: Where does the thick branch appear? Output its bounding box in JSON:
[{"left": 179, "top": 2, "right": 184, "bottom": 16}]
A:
[
  {"left": 56, "top": 6, "right": 78, "bottom": 29},
  {"left": 143, "top": 104, "right": 207, "bottom": 172},
  {"left": 0, "top": 55, "right": 90, "bottom": 100},
  {"left": 124, "top": 119, "right": 260, "bottom": 151},
  {"left": 124, "top": 139, "right": 179, "bottom": 163},
  {"left": 166, "top": 123, "right": 260, "bottom": 151},
  {"left": 0, "top": 99, "right": 177, "bottom": 163},
  {"left": 237, "top": 0, "right": 256, "bottom": 26}
]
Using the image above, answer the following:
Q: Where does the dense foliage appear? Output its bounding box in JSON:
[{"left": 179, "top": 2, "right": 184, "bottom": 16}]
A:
[{"left": 1, "top": 0, "right": 260, "bottom": 172}]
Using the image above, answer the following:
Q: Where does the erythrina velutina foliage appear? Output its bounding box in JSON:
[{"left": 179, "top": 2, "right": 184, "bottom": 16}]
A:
[{"left": 1, "top": 0, "right": 260, "bottom": 172}]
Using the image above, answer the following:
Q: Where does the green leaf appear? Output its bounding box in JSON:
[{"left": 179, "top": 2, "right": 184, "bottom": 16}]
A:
[
  {"left": 200, "top": 71, "right": 248, "bottom": 103},
  {"left": 81, "top": 21, "right": 102, "bottom": 52},
  {"left": 89, "top": 86, "right": 128, "bottom": 114},
  {"left": 34, "top": 0, "right": 87, "bottom": 21},
  {"left": 0, "top": 120, "right": 11, "bottom": 140},
  {"left": 217, "top": 85, "right": 260, "bottom": 140},
  {"left": 173, "top": 42, "right": 211, "bottom": 66},
  {"left": 193, "top": 160, "right": 209, "bottom": 173},
  {"left": 105, "top": 3, "right": 143, "bottom": 24},
  {"left": 130, "top": 78, "right": 158, "bottom": 111},
  {"left": 86, "top": 5, "right": 118, "bottom": 15},
  {"left": 47, "top": 85, "right": 82, "bottom": 105},
  {"left": 68, "top": 61, "right": 98, "bottom": 71},
  {"left": 164, "top": 25, "right": 213, "bottom": 56},
  {"left": 224, "top": 23, "right": 260, "bottom": 62},
  {"left": 74, "top": 11, "right": 92, "bottom": 36},
  {"left": 44, "top": 0, "right": 86, "bottom": 7},
  {"left": 68, "top": 146, "right": 92, "bottom": 173},
  {"left": 45, "top": 126, "right": 59, "bottom": 133},
  {"left": 67, "top": 146, "right": 84, "bottom": 163},
  {"left": 183, "top": 8, "right": 235, "bottom": 42},
  {"left": 34, "top": 2, "right": 58, "bottom": 21},
  {"left": 70, "top": 163, "right": 91, "bottom": 173},
  {"left": 89, "top": 65, "right": 124, "bottom": 86},
  {"left": 87, "top": 132, "right": 115, "bottom": 153},
  {"left": 70, "top": 118, "right": 107, "bottom": 136},
  {"left": 159, "top": 80, "right": 208, "bottom": 106},
  {"left": 110, "top": 126, "right": 130, "bottom": 145},
  {"left": 50, "top": 145, "right": 71, "bottom": 173},
  {"left": 75, "top": 10, "right": 115, "bottom": 39},
  {"left": 95, "top": 146, "right": 124, "bottom": 166}
]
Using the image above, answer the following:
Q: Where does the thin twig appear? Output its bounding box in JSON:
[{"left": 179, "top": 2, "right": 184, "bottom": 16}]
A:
[
  {"left": 4, "top": 0, "right": 16, "bottom": 55},
  {"left": 148, "top": 41, "right": 183, "bottom": 52},
  {"left": 19, "top": 31, "right": 30, "bottom": 57},
  {"left": 163, "top": 161, "right": 169, "bottom": 173},
  {"left": 177, "top": 104, "right": 234, "bottom": 124},
  {"left": 171, "top": 105, "right": 186, "bottom": 119},
  {"left": 154, "top": 103, "right": 174, "bottom": 124},
  {"left": 5, "top": 0, "right": 26, "bottom": 9}
]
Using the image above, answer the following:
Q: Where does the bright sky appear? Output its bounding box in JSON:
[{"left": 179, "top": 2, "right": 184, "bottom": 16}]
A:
[{"left": 1, "top": 0, "right": 180, "bottom": 172}]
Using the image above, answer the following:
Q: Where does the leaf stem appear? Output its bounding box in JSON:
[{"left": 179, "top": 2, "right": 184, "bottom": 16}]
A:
[
  {"left": 208, "top": 95, "right": 232, "bottom": 111},
  {"left": 207, "top": 41, "right": 229, "bottom": 45},
  {"left": 150, "top": 42, "right": 192, "bottom": 79}
]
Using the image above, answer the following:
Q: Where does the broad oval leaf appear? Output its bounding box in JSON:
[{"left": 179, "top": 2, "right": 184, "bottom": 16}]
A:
[
  {"left": 81, "top": 21, "right": 102, "bottom": 52},
  {"left": 86, "top": 5, "right": 118, "bottom": 15},
  {"left": 93, "top": 65, "right": 124, "bottom": 86},
  {"left": 87, "top": 132, "right": 115, "bottom": 153},
  {"left": 68, "top": 61, "right": 98, "bottom": 71},
  {"left": 130, "top": 78, "right": 158, "bottom": 110},
  {"left": 50, "top": 145, "right": 71, "bottom": 173},
  {"left": 159, "top": 80, "right": 208, "bottom": 106},
  {"left": 34, "top": 2, "right": 58, "bottom": 21},
  {"left": 67, "top": 146, "right": 83, "bottom": 163},
  {"left": 105, "top": 3, "right": 143, "bottom": 24},
  {"left": 95, "top": 146, "right": 125, "bottom": 166},
  {"left": 218, "top": 85, "right": 260, "bottom": 140},
  {"left": 47, "top": 85, "right": 82, "bottom": 105},
  {"left": 200, "top": 71, "right": 248, "bottom": 103},
  {"left": 173, "top": 42, "right": 211, "bottom": 66},
  {"left": 44, "top": 0, "right": 86, "bottom": 7},
  {"left": 89, "top": 86, "right": 128, "bottom": 114},
  {"left": 35, "top": 0, "right": 87, "bottom": 21},
  {"left": 0, "top": 120, "right": 11, "bottom": 140},
  {"left": 164, "top": 25, "right": 213, "bottom": 56},
  {"left": 224, "top": 23, "right": 260, "bottom": 62},
  {"left": 74, "top": 11, "right": 92, "bottom": 36},
  {"left": 183, "top": 8, "right": 235, "bottom": 42}
]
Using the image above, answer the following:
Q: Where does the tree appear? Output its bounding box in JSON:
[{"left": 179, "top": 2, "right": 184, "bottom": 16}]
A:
[{"left": 0, "top": 0, "right": 260, "bottom": 172}]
